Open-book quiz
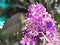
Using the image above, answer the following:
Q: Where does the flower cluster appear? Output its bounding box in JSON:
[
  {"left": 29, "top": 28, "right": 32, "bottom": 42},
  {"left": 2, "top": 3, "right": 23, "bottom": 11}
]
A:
[{"left": 20, "top": 3, "right": 60, "bottom": 45}]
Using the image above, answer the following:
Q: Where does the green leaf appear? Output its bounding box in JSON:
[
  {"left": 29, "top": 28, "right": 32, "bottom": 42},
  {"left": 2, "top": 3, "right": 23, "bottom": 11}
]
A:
[
  {"left": 29, "top": 0, "right": 35, "bottom": 4},
  {"left": 1, "top": 13, "right": 26, "bottom": 35}
]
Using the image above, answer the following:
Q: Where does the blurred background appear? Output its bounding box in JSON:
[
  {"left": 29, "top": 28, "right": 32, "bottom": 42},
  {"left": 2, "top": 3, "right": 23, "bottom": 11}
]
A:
[{"left": 0, "top": 0, "right": 60, "bottom": 45}]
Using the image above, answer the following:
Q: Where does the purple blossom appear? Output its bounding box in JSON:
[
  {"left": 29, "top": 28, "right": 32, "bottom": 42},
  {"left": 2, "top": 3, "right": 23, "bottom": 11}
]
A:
[
  {"left": 28, "top": 3, "right": 46, "bottom": 18},
  {"left": 46, "top": 21, "right": 52, "bottom": 28},
  {"left": 23, "top": 29, "right": 29, "bottom": 36},
  {"left": 20, "top": 36, "right": 37, "bottom": 45},
  {"left": 20, "top": 3, "right": 60, "bottom": 45}
]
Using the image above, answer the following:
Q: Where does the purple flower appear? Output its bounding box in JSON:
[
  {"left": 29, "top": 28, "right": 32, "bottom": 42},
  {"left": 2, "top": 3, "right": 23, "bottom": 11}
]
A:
[
  {"left": 22, "top": 29, "right": 29, "bottom": 36},
  {"left": 20, "top": 3, "right": 60, "bottom": 45},
  {"left": 28, "top": 3, "right": 46, "bottom": 18},
  {"left": 46, "top": 21, "right": 52, "bottom": 28},
  {"left": 20, "top": 36, "right": 37, "bottom": 45}
]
